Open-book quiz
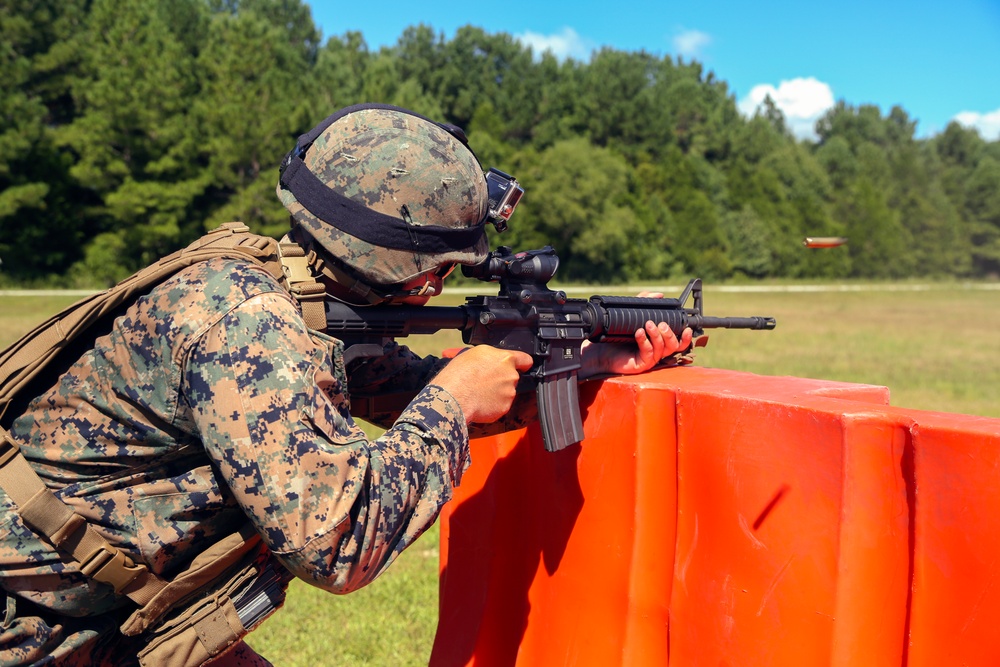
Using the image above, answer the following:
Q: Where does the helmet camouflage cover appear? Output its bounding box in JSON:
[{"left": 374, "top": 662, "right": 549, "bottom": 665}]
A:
[{"left": 277, "top": 103, "right": 490, "bottom": 288}]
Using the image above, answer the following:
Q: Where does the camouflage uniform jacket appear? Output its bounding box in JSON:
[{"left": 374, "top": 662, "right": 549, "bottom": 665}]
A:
[{"left": 0, "top": 257, "right": 470, "bottom": 663}]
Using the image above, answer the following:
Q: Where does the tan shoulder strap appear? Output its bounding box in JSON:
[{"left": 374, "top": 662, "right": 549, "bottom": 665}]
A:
[
  {"left": 0, "top": 223, "right": 283, "bottom": 425},
  {"left": 0, "top": 430, "right": 166, "bottom": 605},
  {"left": 277, "top": 241, "right": 327, "bottom": 332},
  {"left": 0, "top": 223, "right": 287, "bottom": 606},
  {"left": 0, "top": 224, "right": 335, "bottom": 613}
]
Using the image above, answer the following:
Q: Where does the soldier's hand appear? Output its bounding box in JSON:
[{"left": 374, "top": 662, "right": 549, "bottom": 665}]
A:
[
  {"left": 433, "top": 346, "right": 534, "bottom": 424},
  {"left": 580, "top": 290, "right": 693, "bottom": 378}
]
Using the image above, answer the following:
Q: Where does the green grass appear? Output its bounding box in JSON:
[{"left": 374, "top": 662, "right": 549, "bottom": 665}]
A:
[
  {"left": 0, "top": 294, "right": 84, "bottom": 346},
  {"left": 690, "top": 285, "right": 1000, "bottom": 418},
  {"left": 2, "top": 282, "right": 998, "bottom": 665},
  {"left": 246, "top": 531, "right": 441, "bottom": 666}
]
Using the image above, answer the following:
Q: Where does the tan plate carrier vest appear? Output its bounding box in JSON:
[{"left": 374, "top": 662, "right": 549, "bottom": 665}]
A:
[{"left": 0, "top": 223, "right": 326, "bottom": 666}]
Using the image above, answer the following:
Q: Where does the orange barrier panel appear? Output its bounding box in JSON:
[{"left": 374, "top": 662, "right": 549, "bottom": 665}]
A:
[{"left": 431, "top": 367, "right": 1000, "bottom": 666}]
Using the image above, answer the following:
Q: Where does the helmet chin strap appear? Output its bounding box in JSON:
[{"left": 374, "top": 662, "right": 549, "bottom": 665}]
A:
[
  {"left": 286, "top": 226, "right": 447, "bottom": 303},
  {"left": 412, "top": 281, "right": 438, "bottom": 297},
  {"left": 387, "top": 281, "right": 438, "bottom": 301}
]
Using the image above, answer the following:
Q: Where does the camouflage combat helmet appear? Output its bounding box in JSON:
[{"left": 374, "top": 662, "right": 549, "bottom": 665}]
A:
[{"left": 277, "top": 103, "right": 522, "bottom": 301}]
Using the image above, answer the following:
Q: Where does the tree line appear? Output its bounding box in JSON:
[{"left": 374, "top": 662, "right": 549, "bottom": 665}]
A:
[{"left": 2, "top": 0, "right": 999, "bottom": 287}]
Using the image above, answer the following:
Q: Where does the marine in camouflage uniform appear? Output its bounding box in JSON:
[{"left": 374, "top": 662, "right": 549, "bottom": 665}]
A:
[
  {"left": 0, "top": 104, "right": 504, "bottom": 666},
  {"left": 0, "top": 104, "right": 688, "bottom": 666},
  {"left": 1, "top": 253, "right": 471, "bottom": 664}
]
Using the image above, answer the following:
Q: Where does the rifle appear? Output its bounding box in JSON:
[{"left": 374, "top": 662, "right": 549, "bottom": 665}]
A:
[{"left": 326, "top": 246, "right": 776, "bottom": 452}]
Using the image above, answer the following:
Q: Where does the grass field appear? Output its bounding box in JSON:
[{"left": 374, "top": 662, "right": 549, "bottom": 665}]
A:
[{"left": 2, "top": 282, "right": 998, "bottom": 665}]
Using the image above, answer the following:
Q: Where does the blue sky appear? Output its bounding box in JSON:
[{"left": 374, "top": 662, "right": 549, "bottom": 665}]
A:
[{"left": 309, "top": 0, "right": 1000, "bottom": 141}]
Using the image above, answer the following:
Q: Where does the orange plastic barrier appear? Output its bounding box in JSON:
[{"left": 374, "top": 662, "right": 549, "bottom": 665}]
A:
[{"left": 431, "top": 367, "right": 1000, "bottom": 666}]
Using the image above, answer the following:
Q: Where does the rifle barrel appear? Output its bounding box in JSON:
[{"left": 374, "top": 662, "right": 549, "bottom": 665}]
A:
[{"left": 696, "top": 315, "right": 776, "bottom": 330}]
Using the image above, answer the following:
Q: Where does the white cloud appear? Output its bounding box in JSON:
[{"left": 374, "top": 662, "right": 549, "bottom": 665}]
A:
[
  {"left": 954, "top": 108, "right": 1000, "bottom": 141},
  {"left": 672, "top": 29, "right": 711, "bottom": 60},
  {"left": 515, "top": 27, "right": 595, "bottom": 62},
  {"left": 738, "top": 77, "right": 836, "bottom": 141}
]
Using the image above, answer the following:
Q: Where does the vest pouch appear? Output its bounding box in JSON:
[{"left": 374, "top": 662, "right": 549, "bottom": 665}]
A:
[
  {"left": 135, "top": 548, "right": 287, "bottom": 667},
  {"left": 135, "top": 566, "right": 252, "bottom": 667},
  {"left": 120, "top": 525, "right": 289, "bottom": 667}
]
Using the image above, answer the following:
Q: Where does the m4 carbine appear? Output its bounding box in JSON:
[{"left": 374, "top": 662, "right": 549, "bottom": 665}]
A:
[{"left": 326, "top": 246, "right": 776, "bottom": 453}]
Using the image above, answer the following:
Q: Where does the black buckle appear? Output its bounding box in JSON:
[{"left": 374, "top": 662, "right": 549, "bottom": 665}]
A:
[{"left": 279, "top": 142, "right": 310, "bottom": 180}]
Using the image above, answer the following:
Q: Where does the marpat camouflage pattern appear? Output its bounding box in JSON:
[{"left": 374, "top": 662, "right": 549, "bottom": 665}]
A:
[
  {"left": 0, "top": 257, "right": 469, "bottom": 664},
  {"left": 278, "top": 106, "right": 490, "bottom": 287}
]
